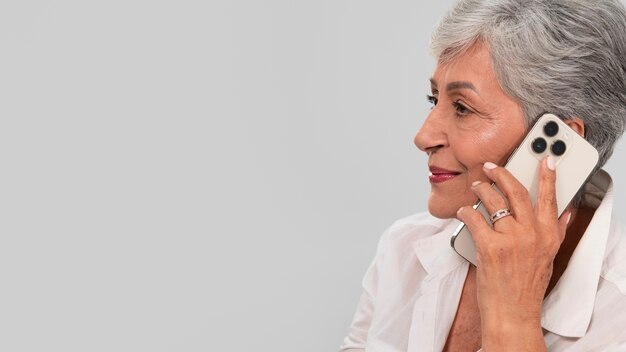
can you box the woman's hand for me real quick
[456,157,572,352]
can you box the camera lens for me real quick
[544,121,559,137]
[532,137,547,153]
[551,140,567,156]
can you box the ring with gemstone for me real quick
[490,208,512,224]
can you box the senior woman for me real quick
[340,0,626,351]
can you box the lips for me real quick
[429,166,461,184]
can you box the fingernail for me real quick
[566,212,572,224]
[484,162,497,170]
[547,156,556,171]
[457,207,463,217]
[472,181,481,187]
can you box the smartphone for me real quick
[450,113,599,266]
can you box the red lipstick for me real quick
[429,166,461,184]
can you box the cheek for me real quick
[455,125,521,167]
[475,125,500,147]
[450,134,494,169]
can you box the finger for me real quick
[457,205,494,246]
[557,210,572,244]
[471,181,515,229]
[535,156,558,224]
[482,162,534,223]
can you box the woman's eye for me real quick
[453,101,472,116]
[426,94,438,107]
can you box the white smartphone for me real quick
[450,113,599,266]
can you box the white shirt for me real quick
[339,170,626,351]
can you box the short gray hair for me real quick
[431,0,626,197]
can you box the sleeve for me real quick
[338,224,394,352]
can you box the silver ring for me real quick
[490,208,512,224]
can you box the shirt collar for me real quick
[541,169,614,338]
[411,218,466,276]
[410,171,614,338]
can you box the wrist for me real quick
[481,313,545,351]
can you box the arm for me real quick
[339,225,392,352]
[339,290,374,352]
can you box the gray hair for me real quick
[431,0,626,206]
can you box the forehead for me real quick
[431,42,500,92]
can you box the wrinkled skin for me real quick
[414,42,586,351]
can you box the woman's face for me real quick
[414,42,527,219]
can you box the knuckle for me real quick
[547,196,557,208]
[480,197,496,211]
[540,193,557,209]
[541,169,556,183]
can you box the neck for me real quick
[545,207,596,296]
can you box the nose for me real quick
[414,111,448,154]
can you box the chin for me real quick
[428,196,460,219]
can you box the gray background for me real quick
[1,1,625,351]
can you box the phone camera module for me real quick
[532,137,547,153]
[551,140,567,156]
[544,121,559,137]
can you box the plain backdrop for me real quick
[1,1,625,351]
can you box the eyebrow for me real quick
[430,79,479,94]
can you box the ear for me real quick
[564,117,585,138]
